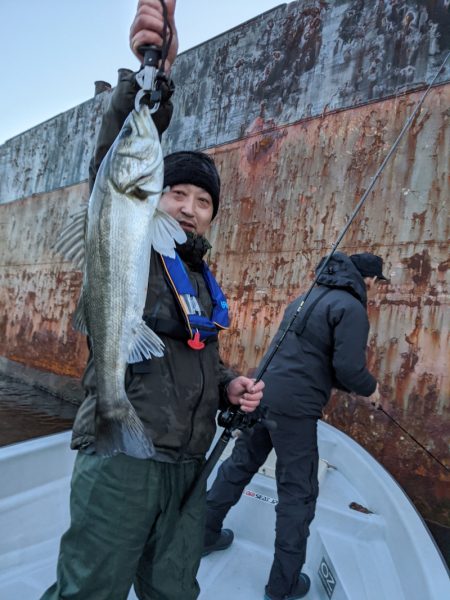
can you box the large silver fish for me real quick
[57,104,186,458]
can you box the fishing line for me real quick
[379,408,449,473]
[157,0,171,77]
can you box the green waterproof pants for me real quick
[40,451,206,600]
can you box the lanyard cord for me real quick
[157,0,171,79]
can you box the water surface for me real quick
[0,374,78,447]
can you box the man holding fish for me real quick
[40,1,263,599]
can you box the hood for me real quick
[315,252,367,305]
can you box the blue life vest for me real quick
[160,253,229,343]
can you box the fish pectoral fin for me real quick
[128,320,165,363]
[95,409,155,459]
[150,208,187,258]
[53,206,87,270]
[72,289,89,335]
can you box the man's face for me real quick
[364,276,378,300]
[159,183,214,236]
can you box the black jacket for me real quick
[259,253,377,418]
[71,70,235,461]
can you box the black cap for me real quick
[163,151,221,220]
[350,253,389,281]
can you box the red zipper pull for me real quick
[187,330,205,350]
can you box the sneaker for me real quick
[202,528,234,557]
[264,573,311,600]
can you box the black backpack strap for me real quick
[290,287,333,339]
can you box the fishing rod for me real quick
[180,52,450,510]
[255,50,450,385]
[248,51,450,474]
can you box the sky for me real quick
[0,0,288,144]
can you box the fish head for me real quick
[106,104,164,198]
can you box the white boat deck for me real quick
[0,423,448,600]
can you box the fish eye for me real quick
[120,124,132,138]
[134,187,148,201]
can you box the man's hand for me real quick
[130,0,178,72]
[226,377,264,413]
[368,383,385,410]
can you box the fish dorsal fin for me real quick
[72,288,89,335]
[53,207,87,270]
[128,320,165,363]
[150,208,187,258]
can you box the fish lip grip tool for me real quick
[135,45,162,113]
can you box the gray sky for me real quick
[0,0,287,144]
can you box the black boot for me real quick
[202,528,234,557]
[264,573,311,600]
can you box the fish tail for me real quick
[95,408,155,459]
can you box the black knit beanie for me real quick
[163,151,221,219]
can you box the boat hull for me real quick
[1,423,448,599]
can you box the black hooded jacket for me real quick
[259,253,377,418]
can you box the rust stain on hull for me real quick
[0,184,89,376]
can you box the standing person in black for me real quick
[202,251,388,600]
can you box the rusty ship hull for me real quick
[0,0,449,550]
